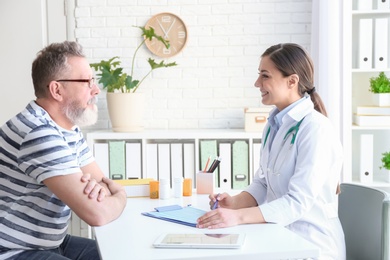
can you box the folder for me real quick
[358,18,373,69]
[232,141,249,190]
[170,143,184,184]
[109,141,126,180]
[183,143,195,184]
[146,143,158,180]
[374,18,388,69]
[200,140,218,187]
[93,143,109,178]
[360,134,374,183]
[142,205,207,227]
[158,143,171,183]
[126,143,142,179]
[218,143,231,189]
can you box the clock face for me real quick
[144,13,188,58]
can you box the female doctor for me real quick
[197,43,346,260]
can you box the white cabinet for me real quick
[342,0,390,186]
[86,129,262,188]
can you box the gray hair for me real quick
[31,41,85,98]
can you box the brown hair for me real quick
[261,43,328,117]
[31,41,85,98]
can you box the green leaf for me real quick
[369,72,390,93]
[148,58,177,70]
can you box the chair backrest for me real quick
[338,183,390,260]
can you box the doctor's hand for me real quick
[208,192,234,210]
[197,208,241,229]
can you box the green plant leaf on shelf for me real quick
[369,72,390,93]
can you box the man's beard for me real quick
[64,96,98,127]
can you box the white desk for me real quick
[93,194,320,260]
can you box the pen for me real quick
[212,193,220,210]
[203,156,211,172]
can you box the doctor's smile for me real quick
[198,43,345,260]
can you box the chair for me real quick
[338,183,390,260]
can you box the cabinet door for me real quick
[0,0,70,125]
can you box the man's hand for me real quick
[81,173,109,202]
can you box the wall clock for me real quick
[144,12,188,58]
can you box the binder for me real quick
[374,18,388,69]
[358,18,373,69]
[109,141,126,180]
[218,143,231,189]
[170,143,184,184]
[125,143,142,179]
[142,205,207,227]
[253,142,261,178]
[146,143,158,180]
[183,143,195,184]
[357,0,372,10]
[360,134,374,183]
[377,0,389,9]
[232,141,249,190]
[200,140,218,187]
[158,143,171,183]
[93,143,109,178]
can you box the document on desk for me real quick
[142,205,207,227]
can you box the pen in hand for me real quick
[212,193,220,210]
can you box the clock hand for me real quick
[164,18,176,39]
[157,20,168,39]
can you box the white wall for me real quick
[76,0,313,131]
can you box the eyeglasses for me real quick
[56,78,95,89]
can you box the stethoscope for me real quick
[261,117,305,177]
[263,117,305,149]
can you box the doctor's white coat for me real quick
[245,97,346,260]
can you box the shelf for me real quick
[352,10,390,15]
[352,125,390,130]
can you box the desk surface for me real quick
[93,194,319,260]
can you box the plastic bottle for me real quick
[159,178,170,199]
[173,177,183,198]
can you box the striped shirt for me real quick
[0,101,93,259]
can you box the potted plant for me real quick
[380,151,390,183]
[369,72,390,106]
[90,26,177,132]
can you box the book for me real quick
[114,178,154,197]
[353,114,390,126]
[141,205,207,227]
[356,106,390,116]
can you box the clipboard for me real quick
[141,205,207,227]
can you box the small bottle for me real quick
[159,178,170,199]
[183,178,192,196]
[173,177,183,198]
[149,180,159,199]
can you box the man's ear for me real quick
[47,81,64,101]
[288,74,299,89]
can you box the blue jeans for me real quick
[12,235,100,260]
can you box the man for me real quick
[0,41,127,259]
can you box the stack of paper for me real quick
[354,106,390,126]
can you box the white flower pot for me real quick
[106,92,145,132]
[372,93,390,107]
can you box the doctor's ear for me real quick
[288,74,299,88]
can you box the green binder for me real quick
[199,140,219,187]
[232,140,249,190]
[109,140,126,180]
